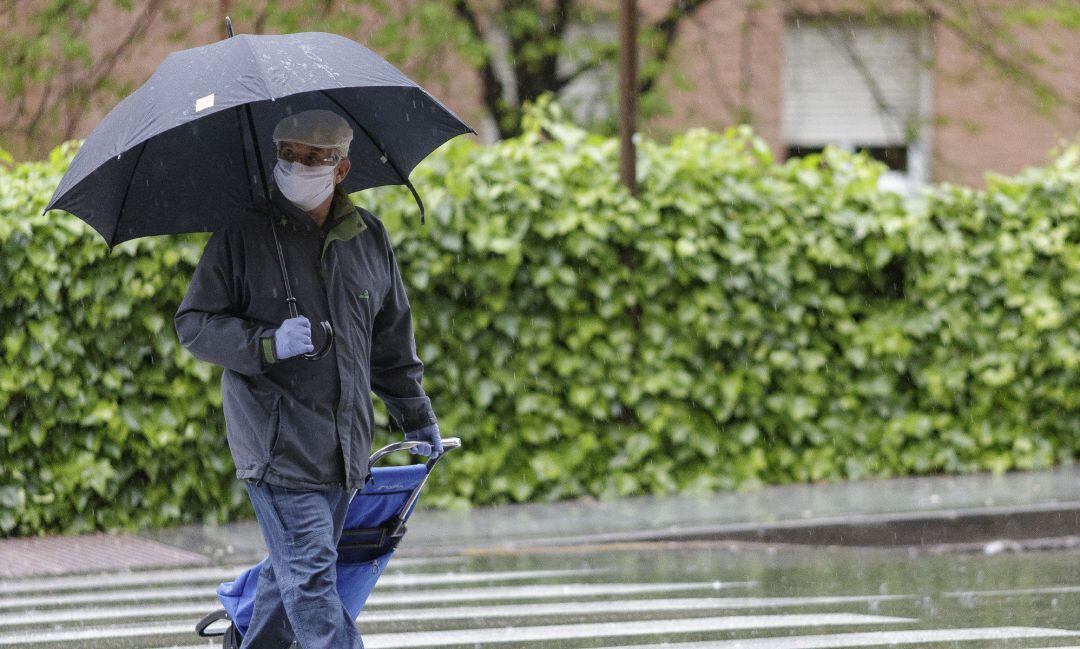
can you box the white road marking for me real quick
[360,613,915,648]
[378,567,604,587]
[0,567,247,595]
[0,581,751,611]
[944,586,1080,598]
[598,626,1080,648]
[356,594,915,622]
[0,588,216,610]
[0,602,217,628]
[0,593,909,629]
[0,613,913,646]
[0,566,596,595]
[365,581,755,606]
[0,621,197,645]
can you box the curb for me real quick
[396,501,1080,556]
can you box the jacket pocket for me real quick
[259,394,283,481]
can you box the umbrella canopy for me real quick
[43,29,474,248]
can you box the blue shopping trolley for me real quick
[195,436,461,646]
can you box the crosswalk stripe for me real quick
[0,593,912,629]
[365,581,755,606]
[943,586,1080,598]
[0,588,215,611]
[0,603,218,628]
[0,581,752,611]
[378,567,603,587]
[359,614,915,648]
[0,567,249,595]
[357,594,915,623]
[0,556,463,596]
[0,566,598,596]
[596,626,1080,648]
[0,613,913,646]
[0,621,199,645]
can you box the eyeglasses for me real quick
[276,144,341,167]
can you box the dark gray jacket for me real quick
[175,183,436,491]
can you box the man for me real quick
[175,109,442,649]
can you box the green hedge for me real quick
[1,100,1078,535]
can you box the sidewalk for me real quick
[390,464,1080,554]
[144,464,1080,561]
[5,465,1080,578]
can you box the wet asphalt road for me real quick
[2,540,1080,648]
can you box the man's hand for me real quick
[404,423,443,459]
[273,316,314,360]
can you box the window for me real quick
[782,18,933,191]
[479,20,617,137]
[556,22,618,127]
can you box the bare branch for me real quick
[737,0,757,122]
[536,0,577,95]
[552,58,602,93]
[639,0,714,96]
[910,0,1076,116]
[552,0,573,39]
[24,82,54,143]
[687,9,740,118]
[75,0,162,92]
[253,4,271,34]
[821,22,907,141]
[453,0,512,136]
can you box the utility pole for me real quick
[618,0,638,195]
[220,0,232,37]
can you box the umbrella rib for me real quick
[232,105,255,203]
[317,90,426,224]
[109,138,150,250]
[240,34,275,100]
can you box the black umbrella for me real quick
[43,18,474,359]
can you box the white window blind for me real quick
[783,21,927,147]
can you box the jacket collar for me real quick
[320,185,368,262]
[269,183,320,231]
[267,183,369,263]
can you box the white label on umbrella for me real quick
[195,93,215,112]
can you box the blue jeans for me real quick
[241,481,363,649]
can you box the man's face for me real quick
[277,140,351,185]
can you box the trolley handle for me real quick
[368,436,461,471]
[195,609,230,638]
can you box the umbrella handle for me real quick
[303,320,334,361]
[285,293,334,362]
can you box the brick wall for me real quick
[4,0,1076,186]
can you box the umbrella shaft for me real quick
[235,101,300,312]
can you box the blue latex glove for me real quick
[273,316,314,360]
[404,423,443,458]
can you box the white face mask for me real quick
[273,160,336,212]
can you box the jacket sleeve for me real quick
[369,226,437,432]
[174,228,280,376]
